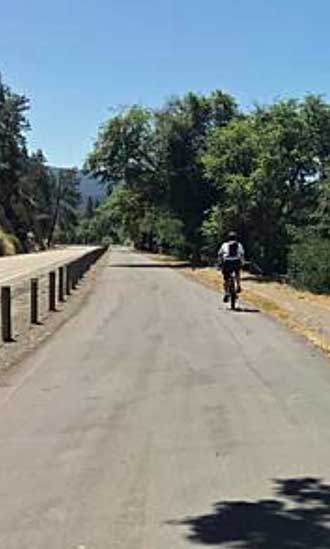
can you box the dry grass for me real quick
[0,229,17,256]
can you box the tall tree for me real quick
[18,150,54,248]
[0,75,30,247]
[85,196,95,219]
[85,105,161,249]
[85,106,156,196]
[47,169,81,246]
[154,91,238,260]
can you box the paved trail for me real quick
[1,249,330,548]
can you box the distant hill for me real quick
[78,172,105,206]
[50,168,105,207]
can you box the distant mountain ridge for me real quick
[78,172,105,205]
[50,167,105,206]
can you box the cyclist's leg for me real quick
[235,262,242,292]
[222,263,230,301]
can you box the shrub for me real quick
[288,234,330,293]
[101,236,112,247]
[0,229,18,256]
[154,213,186,255]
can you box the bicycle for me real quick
[226,260,252,310]
[216,261,238,310]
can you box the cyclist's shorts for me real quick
[222,258,241,279]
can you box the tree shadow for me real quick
[168,477,330,548]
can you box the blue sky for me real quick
[2,0,330,167]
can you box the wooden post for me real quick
[58,267,64,302]
[1,286,12,342]
[66,264,71,295]
[76,260,82,280]
[30,278,39,324]
[78,258,84,279]
[49,271,56,311]
[71,262,77,289]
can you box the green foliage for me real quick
[202,98,330,274]
[101,235,112,247]
[154,91,238,250]
[76,190,124,245]
[154,212,186,254]
[85,196,95,219]
[83,91,330,283]
[310,179,330,239]
[288,232,330,293]
[85,106,155,195]
[85,91,237,260]
[200,206,226,261]
[0,74,30,249]
[0,75,81,252]
[47,168,81,246]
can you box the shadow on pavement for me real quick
[168,477,330,548]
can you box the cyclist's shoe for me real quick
[223,293,229,303]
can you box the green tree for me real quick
[18,150,55,249]
[202,116,257,253]
[85,196,95,219]
[85,105,156,195]
[0,75,30,247]
[47,169,81,246]
[154,90,238,261]
[0,75,84,253]
[203,98,324,273]
[312,179,330,238]
[83,90,330,284]
[85,105,162,249]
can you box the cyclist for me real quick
[218,231,245,303]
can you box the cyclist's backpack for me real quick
[228,241,239,257]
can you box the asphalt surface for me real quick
[1,249,330,548]
[0,246,99,285]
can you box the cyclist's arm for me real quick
[217,244,225,268]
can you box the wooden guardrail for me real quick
[0,246,107,344]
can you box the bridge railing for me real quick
[0,246,108,344]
